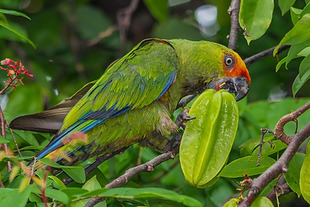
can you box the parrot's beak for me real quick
[206,76,249,101]
[230,77,249,101]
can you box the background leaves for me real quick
[0,0,310,206]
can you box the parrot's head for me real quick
[210,50,250,101]
[200,44,251,101]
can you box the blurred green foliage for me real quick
[1,0,310,206]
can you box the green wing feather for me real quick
[30,38,179,162]
[61,38,178,131]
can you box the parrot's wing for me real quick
[33,39,178,161]
[9,81,96,133]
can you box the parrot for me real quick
[9,38,251,167]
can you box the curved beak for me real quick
[230,77,249,101]
[206,76,249,101]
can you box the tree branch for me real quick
[243,45,290,66]
[274,100,310,145]
[228,0,241,50]
[238,101,310,206]
[85,132,183,207]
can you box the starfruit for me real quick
[180,89,239,188]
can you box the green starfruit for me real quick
[180,89,239,188]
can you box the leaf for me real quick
[300,2,310,18]
[290,7,302,25]
[45,188,69,205]
[40,158,86,183]
[300,141,310,203]
[239,0,274,44]
[252,140,287,157]
[0,9,31,20]
[299,54,310,78]
[62,188,89,199]
[278,0,296,15]
[251,196,274,207]
[276,57,287,72]
[0,135,10,144]
[274,14,310,55]
[219,156,276,178]
[0,19,35,48]
[0,184,34,207]
[292,71,310,96]
[9,165,20,182]
[143,0,169,22]
[48,175,67,190]
[82,175,101,191]
[223,198,238,207]
[82,187,202,207]
[239,135,274,157]
[284,153,305,197]
[286,39,310,67]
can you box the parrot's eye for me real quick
[224,54,235,69]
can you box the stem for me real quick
[228,0,241,50]
[0,106,12,171]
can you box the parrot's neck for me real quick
[169,39,223,98]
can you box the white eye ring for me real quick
[224,54,235,69]
[225,57,233,65]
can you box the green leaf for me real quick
[286,39,310,67]
[46,188,69,205]
[40,158,86,183]
[300,2,310,18]
[252,140,287,157]
[239,0,274,44]
[82,175,101,191]
[62,166,86,183]
[292,73,310,96]
[278,0,296,15]
[274,14,310,55]
[48,175,67,190]
[0,19,35,48]
[0,184,34,207]
[143,0,169,22]
[251,196,274,207]
[219,156,276,178]
[284,153,305,197]
[0,135,10,144]
[223,198,238,207]
[299,54,310,78]
[239,135,274,157]
[0,9,31,20]
[62,188,89,199]
[82,187,202,207]
[276,56,287,72]
[300,141,310,203]
[290,7,302,25]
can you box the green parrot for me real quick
[9,38,251,166]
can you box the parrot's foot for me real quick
[163,132,183,153]
[175,108,195,129]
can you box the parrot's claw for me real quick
[175,108,195,129]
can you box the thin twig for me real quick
[243,45,290,66]
[117,0,140,54]
[257,129,275,166]
[7,125,22,157]
[228,0,241,50]
[239,118,310,206]
[0,106,12,171]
